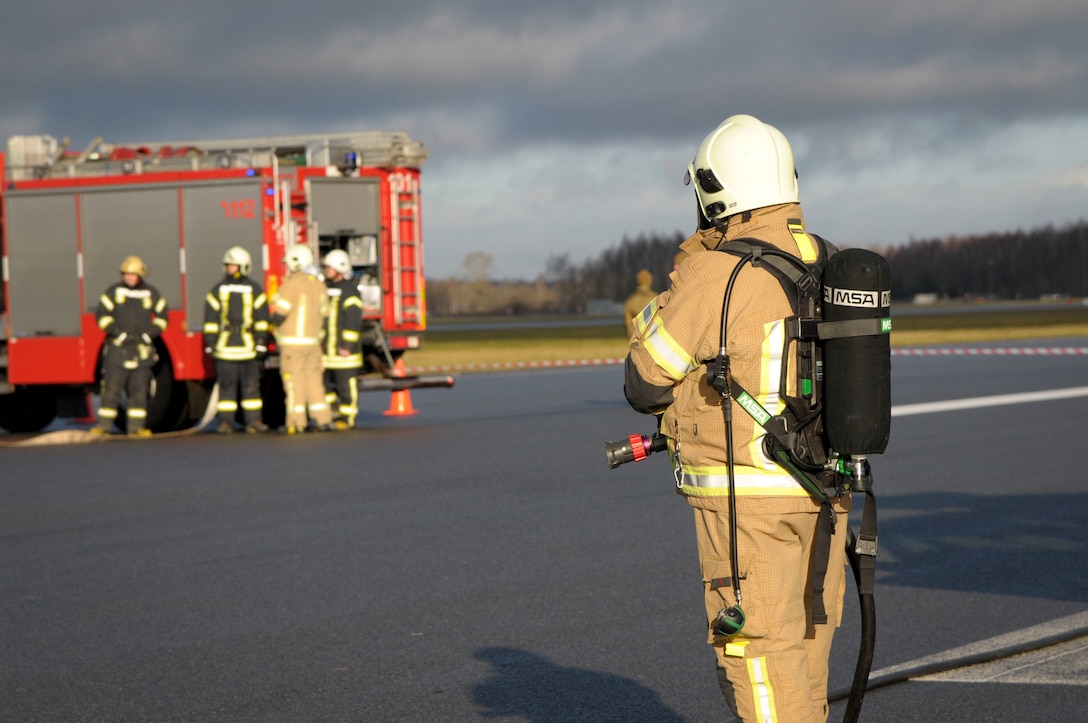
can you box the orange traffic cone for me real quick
[384,358,418,416]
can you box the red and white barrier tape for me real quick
[404,347,1088,374]
[891,347,1088,356]
[405,358,625,374]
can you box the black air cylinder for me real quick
[822,248,891,455]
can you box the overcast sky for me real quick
[2,1,1086,279]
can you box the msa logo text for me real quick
[735,391,771,426]
[824,287,891,308]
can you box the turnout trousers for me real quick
[98,350,152,433]
[324,367,360,426]
[215,359,263,426]
[279,344,332,430]
[689,494,851,723]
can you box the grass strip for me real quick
[403,308,1088,372]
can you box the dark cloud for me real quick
[4,1,1085,148]
[2,1,1086,276]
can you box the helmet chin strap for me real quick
[708,210,752,239]
[697,200,714,230]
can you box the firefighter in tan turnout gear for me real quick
[204,246,271,434]
[623,269,656,339]
[321,249,364,430]
[93,255,169,436]
[624,115,851,722]
[270,245,333,434]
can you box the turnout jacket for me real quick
[270,271,328,346]
[323,277,364,369]
[96,279,169,365]
[624,203,823,499]
[203,273,270,361]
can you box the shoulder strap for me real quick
[717,237,826,312]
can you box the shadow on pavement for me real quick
[878,492,1088,603]
[472,647,686,722]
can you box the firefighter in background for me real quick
[624,115,851,722]
[321,249,364,430]
[270,245,334,434]
[203,246,270,434]
[93,255,169,436]
[623,269,656,339]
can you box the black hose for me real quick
[842,528,876,723]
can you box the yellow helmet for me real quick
[120,255,149,277]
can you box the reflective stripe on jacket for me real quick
[625,203,820,498]
[203,274,269,361]
[95,280,169,361]
[323,278,365,369]
[270,271,328,346]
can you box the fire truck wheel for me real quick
[0,387,59,433]
[184,380,213,426]
[146,354,190,433]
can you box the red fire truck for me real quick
[0,130,431,433]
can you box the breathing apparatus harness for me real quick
[708,232,891,723]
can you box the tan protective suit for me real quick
[624,269,657,339]
[625,203,850,723]
[271,270,332,432]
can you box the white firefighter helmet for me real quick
[222,246,252,275]
[685,114,799,224]
[119,255,149,278]
[322,249,353,278]
[284,245,314,273]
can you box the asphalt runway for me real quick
[3,339,1087,721]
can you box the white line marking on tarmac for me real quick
[892,386,1088,417]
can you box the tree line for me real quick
[425,220,1088,316]
[879,221,1088,300]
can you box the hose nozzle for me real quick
[603,433,668,469]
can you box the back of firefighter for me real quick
[624,115,850,722]
[270,245,333,433]
[93,255,169,436]
[321,249,364,430]
[203,246,270,434]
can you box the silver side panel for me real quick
[309,178,381,238]
[183,182,263,324]
[82,186,181,313]
[5,193,80,336]
[5,180,263,336]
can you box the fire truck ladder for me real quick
[390,181,424,327]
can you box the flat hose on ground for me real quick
[0,384,220,447]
